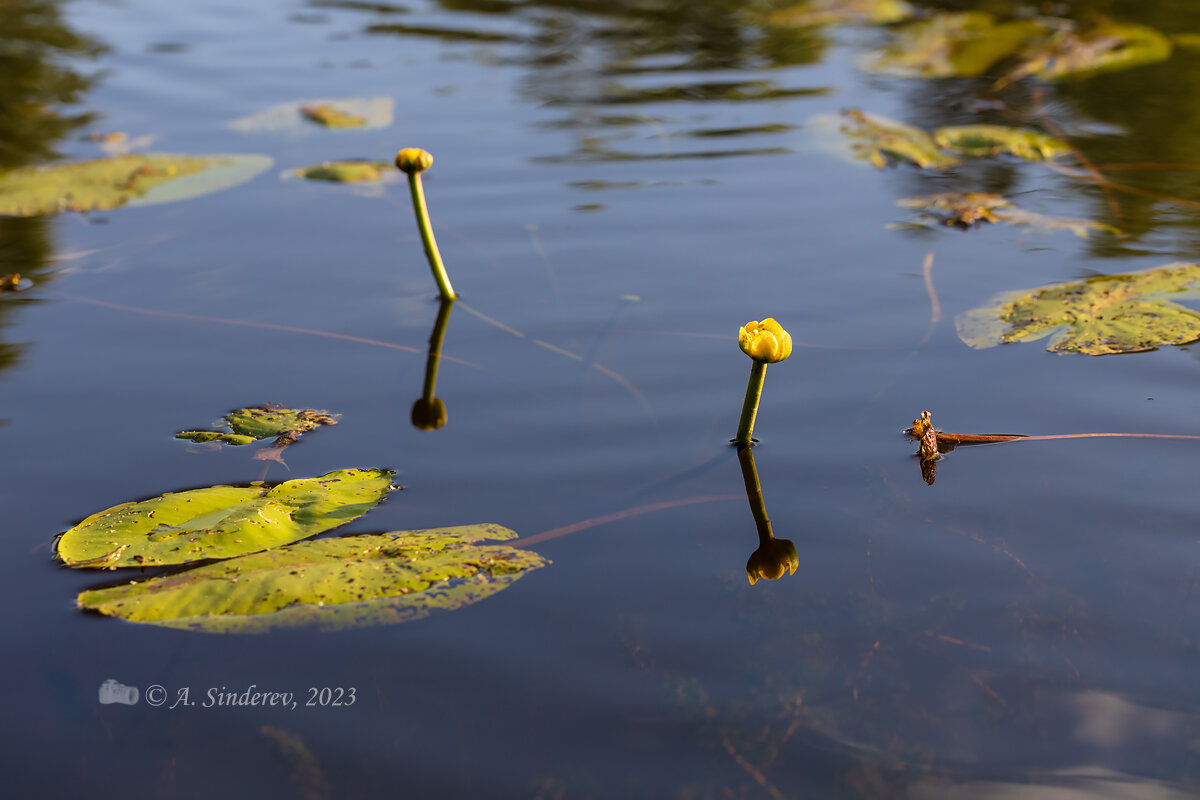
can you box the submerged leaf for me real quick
[56,468,395,568]
[934,125,1071,161]
[77,525,549,633]
[1000,18,1171,85]
[830,109,960,170]
[177,405,340,446]
[957,262,1200,355]
[0,154,271,217]
[865,12,1046,78]
[766,0,913,27]
[293,160,390,183]
[898,192,1120,237]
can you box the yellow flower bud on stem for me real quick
[734,318,791,446]
[395,147,456,301]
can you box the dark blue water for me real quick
[5,0,1200,796]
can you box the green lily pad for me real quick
[766,0,913,28]
[897,192,1121,237]
[229,97,393,133]
[934,125,1071,161]
[0,154,272,217]
[865,12,1046,78]
[293,160,390,183]
[956,262,1200,355]
[1000,18,1171,84]
[177,405,340,446]
[76,525,549,633]
[827,109,960,170]
[55,468,396,568]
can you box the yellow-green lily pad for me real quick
[957,262,1200,355]
[827,108,961,170]
[865,12,1046,78]
[76,525,549,633]
[898,192,1120,237]
[293,160,390,183]
[229,97,393,133]
[55,468,396,568]
[177,405,339,446]
[299,104,367,128]
[766,0,913,28]
[934,125,1071,161]
[1000,18,1171,84]
[0,154,272,217]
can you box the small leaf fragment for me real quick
[766,0,914,28]
[934,125,1071,161]
[897,192,1121,237]
[176,405,339,446]
[832,108,961,170]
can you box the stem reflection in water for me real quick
[411,296,454,431]
[738,445,798,585]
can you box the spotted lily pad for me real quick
[766,0,913,27]
[897,193,1120,237]
[1000,18,1171,85]
[956,262,1200,355]
[55,468,395,568]
[828,109,960,170]
[865,12,1046,78]
[229,97,393,133]
[934,125,1071,161]
[76,525,548,633]
[177,405,339,446]
[293,160,390,183]
[0,154,272,217]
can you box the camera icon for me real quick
[98,679,139,706]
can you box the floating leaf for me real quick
[56,468,395,568]
[176,405,340,446]
[865,12,1046,78]
[934,125,1071,161]
[957,262,1200,355]
[299,104,367,129]
[1000,18,1171,85]
[897,192,1121,237]
[228,97,393,133]
[0,154,272,217]
[76,525,549,633]
[829,109,960,170]
[292,160,390,183]
[766,0,913,28]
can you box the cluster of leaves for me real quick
[829,109,1070,170]
[55,411,548,633]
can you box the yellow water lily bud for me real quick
[411,397,447,431]
[738,318,792,363]
[746,538,799,585]
[395,147,434,175]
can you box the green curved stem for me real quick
[406,172,456,300]
[735,360,767,446]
